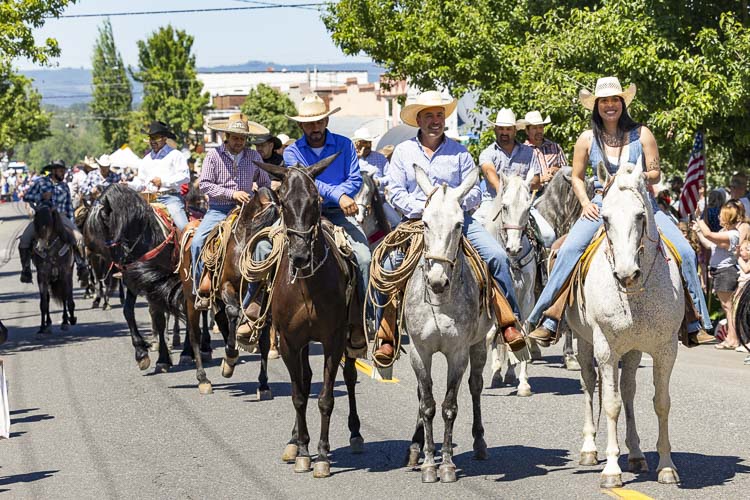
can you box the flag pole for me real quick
[701,129,712,320]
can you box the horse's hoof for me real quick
[516,384,532,397]
[257,388,273,401]
[36,326,51,335]
[503,374,518,385]
[312,461,330,478]
[294,456,311,473]
[282,444,298,462]
[179,355,193,366]
[405,448,421,468]
[629,457,649,473]
[137,356,151,371]
[473,442,488,460]
[565,354,581,371]
[600,473,623,489]
[148,341,159,352]
[439,464,457,483]
[221,358,236,378]
[198,382,213,395]
[579,451,598,466]
[92,299,101,308]
[171,335,181,349]
[103,304,111,311]
[658,467,680,484]
[350,436,364,454]
[268,348,280,360]
[490,372,504,388]
[70,316,77,325]
[60,323,69,331]
[154,363,170,374]
[421,465,438,483]
[200,350,212,362]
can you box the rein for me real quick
[107,206,176,271]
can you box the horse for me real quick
[177,186,278,396]
[567,162,683,488]
[31,207,77,334]
[403,166,494,483]
[85,184,211,373]
[353,172,391,248]
[481,172,535,396]
[254,155,363,479]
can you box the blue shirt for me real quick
[283,130,362,208]
[386,134,481,219]
[149,143,173,160]
[24,175,74,220]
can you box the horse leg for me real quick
[187,300,212,394]
[564,326,581,371]
[268,325,280,360]
[199,310,212,362]
[439,349,469,483]
[313,340,345,478]
[621,350,647,473]
[469,341,489,461]
[489,337,505,388]
[61,292,69,331]
[152,309,172,373]
[38,285,50,334]
[171,316,181,349]
[220,285,241,378]
[516,360,531,397]
[653,348,679,484]
[92,278,102,308]
[123,289,150,370]
[578,339,597,466]
[598,350,623,488]
[410,344,437,483]
[280,343,311,473]
[342,355,363,453]
[66,271,76,326]
[405,386,424,468]
[255,324,272,400]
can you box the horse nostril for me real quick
[292,255,309,268]
[632,270,641,282]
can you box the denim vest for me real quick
[589,127,643,189]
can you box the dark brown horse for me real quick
[177,186,278,395]
[255,155,363,479]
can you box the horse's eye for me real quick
[454,222,462,230]
[636,213,645,220]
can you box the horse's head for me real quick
[494,171,532,256]
[415,165,478,294]
[96,184,151,263]
[255,153,338,271]
[353,172,376,225]
[33,206,59,243]
[598,161,653,288]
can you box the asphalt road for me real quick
[1,201,749,499]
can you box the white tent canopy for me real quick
[109,146,141,170]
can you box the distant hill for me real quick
[21,60,384,107]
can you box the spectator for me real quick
[729,172,750,216]
[669,175,683,214]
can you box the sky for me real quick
[17,0,371,70]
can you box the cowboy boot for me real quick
[194,271,212,311]
[236,289,266,338]
[19,247,33,283]
[490,282,525,351]
[528,289,568,346]
[373,302,398,365]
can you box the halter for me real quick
[105,205,176,271]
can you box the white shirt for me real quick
[130,146,190,193]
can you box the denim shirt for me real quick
[589,127,643,188]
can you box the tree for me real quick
[0,0,77,65]
[240,84,299,138]
[0,61,50,154]
[91,18,131,151]
[130,25,209,147]
[324,0,750,181]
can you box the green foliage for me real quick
[0,0,76,65]
[240,84,299,138]
[14,103,105,170]
[0,61,50,153]
[91,18,132,151]
[324,0,750,180]
[130,25,209,147]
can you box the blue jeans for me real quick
[158,194,188,230]
[528,195,711,332]
[191,206,232,295]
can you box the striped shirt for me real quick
[24,175,74,220]
[199,145,271,210]
[525,138,568,177]
[81,169,122,198]
[386,134,481,219]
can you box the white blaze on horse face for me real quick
[353,178,372,224]
[422,187,463,293]
[500,176,531,256]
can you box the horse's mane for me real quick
[248,186,280,234]
[535,167,595,235]
[34,206,75,246]
[98,184,154,245]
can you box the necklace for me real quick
[602,130,624,147]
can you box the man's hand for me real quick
[271,180,281,191]
[232,190,251,204]
[151,177,162,188]
[339,194,358,216]
[581,201,600,221]
[91,187,99,196]
[42,192,52,200]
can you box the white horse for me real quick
[568,162,683,488]
[480,171,535,396]
[353,172,391,248]
[403,166,495,483]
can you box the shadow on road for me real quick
[615,451,750,489]
[0,320,131,356]
[0,470,59,493]
[454,445,573,481]
[177,379,348,400]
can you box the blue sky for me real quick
[18,0,370,70]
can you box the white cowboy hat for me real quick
[487,108,517,127]
[276,133,294,146]
[352,127,378,143]
[83,155,99,169]
[400,90,458,127]
[516,110,551,130]
[96,154,121,172]
[286,94,341,123]
[579,76,637,111]
[208,112,270,136]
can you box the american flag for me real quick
[679,131,705,218]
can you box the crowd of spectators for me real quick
[1,170,36,203]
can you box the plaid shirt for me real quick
[525,138,568,177]
[81,169,122,198]
[24,175,74,220]
[199,145,271,210]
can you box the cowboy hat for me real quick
[142,120,177,140]
[579,77,637,111]
[208,113,269,137]
[286,94,341,123]
[41,160,66,173]
[487,108,517,127]
[516,110,552,130]
[400,91,457,127]
[83,155,99,169]
[248,133,274,145]
[352,126,378,143]
[277,134,294,147]
[96,154,121,172]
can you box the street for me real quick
[1,201,749,499]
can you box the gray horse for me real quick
[403,166,495,483]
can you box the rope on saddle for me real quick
[197,210,240,304]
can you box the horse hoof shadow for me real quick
[60,324,69,332]
[69,316,77,325]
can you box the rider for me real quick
[192,113,272,310]
[517,111,568,188]
[18,160,85,283]
[373,90,524,364]
[80,154,122,203]
[352,126,402,228]
[129,121,190,230]
[527,76,712,345]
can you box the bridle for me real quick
[105,206,176,271]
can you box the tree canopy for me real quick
[0,61,50,154]
[0,0,77,65]
[240,84,299,138]
[324,0,750,181]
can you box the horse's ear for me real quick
[497,169,508,194]
[453,167,479,202]
[596,162,610,186]
[414,164,434,196]
[306,153,340,179]
[254,161,288,181]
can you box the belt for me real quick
[594,188,604,195]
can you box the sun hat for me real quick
[400,90,458,127]
[286,94,341,123]
[352,127,378,143]
[516,110,551,130]
[142,120,177,140]
[277,134,294,147]
[208,113,269,137]
[579,77,637,111]
[487,108,517,127]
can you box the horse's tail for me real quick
[734,282,750,348]
[49,256,74,305]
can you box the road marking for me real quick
[341,357,400,383]
[602,488,655,500]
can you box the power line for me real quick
[232,0,320,11]
[47,3,328,19]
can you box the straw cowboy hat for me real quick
[286,94,341,123]
[579,76,637,111]
[400,90,458,127]
[352,126,378,143]
[208,113,269,136]
[83,155,99,169]
[487,108,518,127]
[516,110,551,130]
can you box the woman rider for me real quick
[527,77,711,344]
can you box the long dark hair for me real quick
[591,96,641,163]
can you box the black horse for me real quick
[85,184,211,372]
[31,207,77,334]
